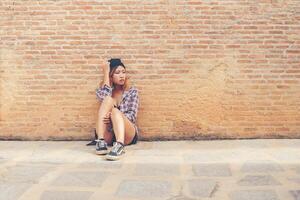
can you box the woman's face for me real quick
[111,66,126,86]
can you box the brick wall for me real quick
[1,0,300,140]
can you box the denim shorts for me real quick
[107,116,138,146]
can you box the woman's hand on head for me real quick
[101,60,110,73]
[103,112,111,124]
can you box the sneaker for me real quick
[95,139,109,155]
[105,141,125,161]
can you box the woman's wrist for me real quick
[101,70,110,87]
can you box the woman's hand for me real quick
[101,60,110,73]
[103,112,111,124]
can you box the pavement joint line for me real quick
[88,162,135,200]
[15,143,103,200]
[17,162,82,200]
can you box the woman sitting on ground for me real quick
[94,58,139,161]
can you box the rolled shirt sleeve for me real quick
[95,84,113,102]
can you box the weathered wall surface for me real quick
[0,0,300,140]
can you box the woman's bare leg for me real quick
[95,116,114,145]
[110,107,136,145]
[96,96,116,143]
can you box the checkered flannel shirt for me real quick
[95,84,139,133]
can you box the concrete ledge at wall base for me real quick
[0,133,300,141]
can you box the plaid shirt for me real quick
[95,84,139,135]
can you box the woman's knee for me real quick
[111,107,119,114]
[99,96,115,111]
[111,108,123,119]
[102,96,115,104]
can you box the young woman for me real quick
[94,58,139,161]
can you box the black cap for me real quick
[108,58,125,71]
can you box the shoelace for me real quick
[111,142,123,153]
[95,139,106,148]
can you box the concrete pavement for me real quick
[0,139,299,200]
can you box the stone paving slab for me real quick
[290,190,300,200]
[0,139,299,200]
[1,164,56,184]
[50,171,109,187]
[237,175,281,186]
[116,179,172,198]
[288,178,300,185]
[0,182,32,200]
[229,190,279,200]
[134,163,180,177]
[241,161,284,173]
[185,179,218,198]
[192,163,232,177]
[40,190,94,200]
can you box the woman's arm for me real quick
[100,70,111,88]
[96,63,112,101]
[96,84,113,102]
[99,62,111,87]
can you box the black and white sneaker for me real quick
[95,139,109,155]
[105,141,125,161]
